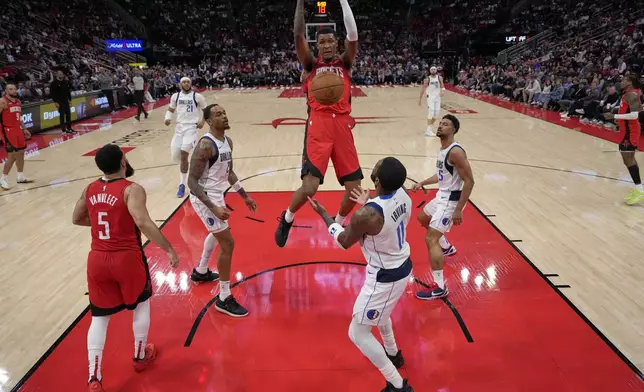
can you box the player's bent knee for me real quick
[170,147,182,163]
[417,212,430,227]
[426,227,442,242]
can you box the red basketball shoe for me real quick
[133,343,158,372]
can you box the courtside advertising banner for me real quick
[106,40,144,52]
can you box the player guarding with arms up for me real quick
[165,77,207,198]
[275,0,362,247]
[72,144,179,392]
[0,84,32,190]
[604,73,643,205]
[188,104,257,317]
[412,115,474,300]
[309,157,414,392]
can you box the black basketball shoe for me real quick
[275,210,294,247]
[385,349,405,369]
[215,295,249,317]
[381,380,413,392]
[190,268,219,283]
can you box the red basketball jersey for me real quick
[618,88,641,133]
[307,57,352,115]
[85,178,142,252]
[1,96,22,129]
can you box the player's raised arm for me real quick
[72,187,91,226]
[339,0,358,69]
[295,0,314,71]
[308,197,382,249]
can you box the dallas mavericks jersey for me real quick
[361,188,412,269]
[426,75,441,98]
[437,142,464,193]
[171,91,204,124]
[197,134,232,194]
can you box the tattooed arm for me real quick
[188,139,216,209]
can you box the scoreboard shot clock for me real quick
[317,1,327,15]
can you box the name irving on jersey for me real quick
[315,66,345,79]
[391,203,407,222]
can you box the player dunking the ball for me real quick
[275,0,362,247]
[72,144,179,392]
[604,73,643,205]
[412,115,475,300]
[188,104,257,317]
[309,157,414,392]
[165,77,207,198]
[0,84,33,190]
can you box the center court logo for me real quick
[255,116,400,129]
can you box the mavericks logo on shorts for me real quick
[442,217,450,226]
[207,217,216,226]
[366,309,380,320]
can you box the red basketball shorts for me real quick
[302,112,363,185]
[87,249,152,316]
[619,122,641,152]
[1,126,26,153]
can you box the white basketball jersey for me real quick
[436,142,464,193]
[170,91,205,124]
[197,134,232,194]
[426,75,441,98]
[360,188,412,270]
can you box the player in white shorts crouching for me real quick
[187,104,257,317]
[412,114,475,300]
[418,66,445,137]
[309,157,414,392]
[165,77,207,198]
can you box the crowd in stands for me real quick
[458,10,644,129]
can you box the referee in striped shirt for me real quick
[132,68,148,121]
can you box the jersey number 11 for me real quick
[396,221,405,249]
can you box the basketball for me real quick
[310,72,345,105]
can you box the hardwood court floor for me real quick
[0,86,642,391]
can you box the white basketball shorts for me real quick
[189,192,229,234]
[352,263,411,326]
[427,96,441,119]
[423,192,462,233]
[172,123,198,153]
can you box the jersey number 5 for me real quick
[438,169,444,181]
[98,212,111,240]
[396,221,405,249]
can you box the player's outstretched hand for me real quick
[168,249,179,268]
[411,183,423,192]
[307,196,327,215]
[211,206,231,220]
[350,186,370,205]
[452,209,463,226]
[245,197,258,213]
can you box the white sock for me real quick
[180,172,187,186]
[377,318,399,357]
[636,184,644,191]
[1,174,7,181]
[349,320,404,389]
[433,269,445,289]
[439,235,450,250]
[219,280,231,300]
[132,300,150,360]
[17,172,25,181]
[284,208,295,223]
[335,214,347,226]
[197,233,218,274]
[87,315,110,382]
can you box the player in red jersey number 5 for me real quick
[72,144,179,392]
